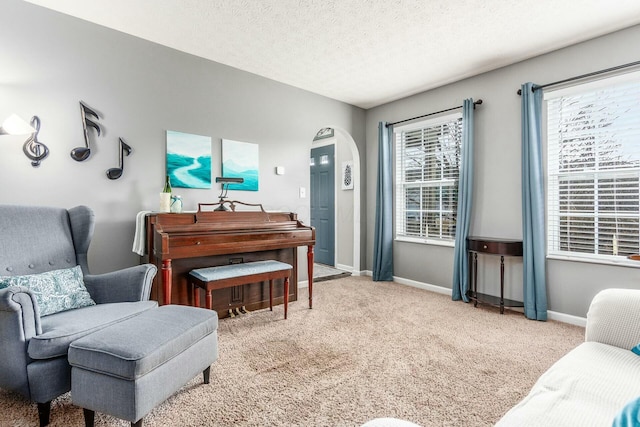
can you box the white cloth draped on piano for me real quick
[132,211,151,256]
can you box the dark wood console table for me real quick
[467,236,523,314]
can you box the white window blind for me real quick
[395,113,462,243]
[546,72,640,261]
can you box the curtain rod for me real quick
[386,99,483,127]
[516,59,640,95]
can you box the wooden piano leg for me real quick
[193,285,200,308]
[307,245,314,309]
[161,259,172,306]
[269,279,273,311]
[206,289,213,310]
[283,276,289,320]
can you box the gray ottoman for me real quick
[68,305,218,427]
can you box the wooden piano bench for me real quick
[189,260,294,319]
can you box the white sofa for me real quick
[496,288,640,426]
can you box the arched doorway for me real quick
[310,127,360,275]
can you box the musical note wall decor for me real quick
[106,137,132,180]
[22,116,49,167]
[71,101,102,161]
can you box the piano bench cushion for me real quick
[189,260,292,283]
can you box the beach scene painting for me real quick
[166,130,212,189]
[222,139,259,191]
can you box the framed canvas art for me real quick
[166,130,212,189]
[222,139,259,191]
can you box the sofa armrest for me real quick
[0,287,42,396]
[84,264,157,304]
[585,288,640,350]
[0,286,42,338]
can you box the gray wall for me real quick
[365,25,640,318]
[1,0,365,277]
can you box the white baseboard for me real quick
[362,270,451,295]
[335,263,352,272]
[334,264,363,276]
[547,310,587,327]
[299,280,308,289]
[362,270,587,326]
[392,276,452,296]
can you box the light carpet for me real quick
[0,276,584,426]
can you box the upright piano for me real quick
[144,207,315,316]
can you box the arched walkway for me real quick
[310,126,360,274]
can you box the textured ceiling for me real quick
[23,0,640,109]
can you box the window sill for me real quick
[547,253,640,269]
[395,236,455,248]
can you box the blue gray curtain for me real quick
[373,122,394,281]
[521,82,548,321]
[452,99,475,301]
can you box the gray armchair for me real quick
[0,205,157,426]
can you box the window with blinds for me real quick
[546,72,640,261]
[394,113,462,244]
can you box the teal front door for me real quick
[310,145,335,266]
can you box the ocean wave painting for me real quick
[222,139,259,191]
[166,130,212,189]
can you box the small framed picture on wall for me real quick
[341,160,354,190]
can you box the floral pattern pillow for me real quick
[0,265,95,316]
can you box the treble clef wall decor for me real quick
[106,137,132,180]
[71,101,102,161]
[22,116,49,167]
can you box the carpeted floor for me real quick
[0,276,585,426]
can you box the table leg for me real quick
[467,250,473,301]
[473,252,478,307]
[269,279,273,311]
[500,255,505,314]
[284,276,290,320]
[307,245,314,309]
[161,259,172,306]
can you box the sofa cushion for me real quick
[496,341,640,426]
[28,300,158,359]
[0,266,95,316]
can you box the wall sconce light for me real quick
[0,114,35,135]
[0,114,49,167]
[313,127,334,141]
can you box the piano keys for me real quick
[144,207,315,316]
